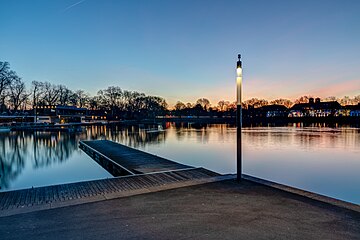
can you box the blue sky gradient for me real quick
[1,0,359,106]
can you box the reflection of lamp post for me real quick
[34,105,37,123]
[236,54,242,181]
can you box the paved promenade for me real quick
[1,179,359,240]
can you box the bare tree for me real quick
[339,96,351,106]
[42,82,59,105]
[174,101,186,111]
[74,90,89,108]
[270,98,293,108]
[0,62,13,110]
[123,90,145,112]
[58,85,73,105]
[9,76,28,111]
[88,96,100,110]
[217,100,225,111]
[186,102,192,108]
[243,98,269,109]
[140,95,168,117]
[324,96,338,102]
[31,81,45,108]
[294,96,310,104]
[97,86,123,115]
[217,100,231,111]
[196,98,211,110]
[354,95,360,105]
[97,87,122,108]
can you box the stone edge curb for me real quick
[241,174,360,213]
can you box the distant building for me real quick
[34,105,87,123]
[35,105,87,116]
[83,109,108,123]
[244,104,288,119]
[342,103,360,117]
[259,105,288,117]
[289,98,342,117]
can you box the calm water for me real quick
[0,123,359,204]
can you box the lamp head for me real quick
[237,54,242,68]
[236,54,242,76]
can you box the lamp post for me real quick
[236,54,242,181]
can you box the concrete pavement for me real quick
[1,179,359,240]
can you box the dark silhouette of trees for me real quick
[270,98,293,108]
[217,100,231,111]
[97,86,123,117]
[338,96,360,106]
[74,90,89,108]
[324,96,337,102]
[243,98,268,109]
[9,76,28,111]
[58,85,74,105]
[185,102,192,109]
[133,95,167,118]
[97,86,122,111]
[0,62,15,111]
[218,100,225,111]
[94,86,167,119]
[122,90,145,113]
[192,104,205,116]
[88,96,100,110]
[42,82,60,105]
[354,95,360,105]
[294,96,310,104]
[174,101,186,111]
[173,101,186,116]
[31,81,45,108]
[196,98,210,110]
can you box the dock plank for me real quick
[0,168,224,217]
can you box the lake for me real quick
[0,123,359,204]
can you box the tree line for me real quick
[174,95,360,115]
[0,62,168,118]
[1,61,359,117]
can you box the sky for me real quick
[1,0,360,106]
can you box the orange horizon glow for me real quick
[165,76,360,107]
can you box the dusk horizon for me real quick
[2,59,360,108]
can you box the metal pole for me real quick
[237,104,242,181]
[236,54,242,182]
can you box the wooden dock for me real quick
[0,139,229,217]
[79,140,193,175]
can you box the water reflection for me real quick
[241,126,360,152]
[82,125,167,148]
[0,131,79,189]
[0,123,359,204]
[0,125,168,190]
